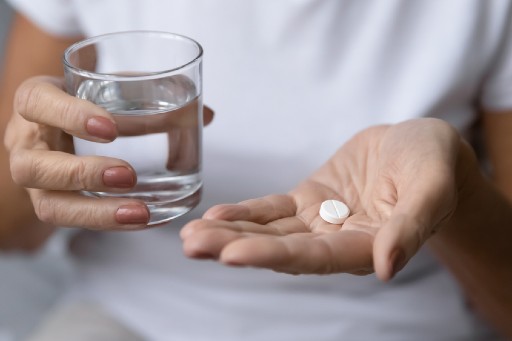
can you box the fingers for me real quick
[164,105,213,172]
[8,76,217,231]
[180,220,250,259]
[181,216,309,259]
[13,76,214,143]
[10,150,136,192]
[203,106,214,126]
[166,127,200,172]
[14,76,117,142]
[219,230,373,275]
[181,218,373,275]
[181,216,307,240]
[29,190,149,230]
[202,195,297,223]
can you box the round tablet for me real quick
[319,200,350,224]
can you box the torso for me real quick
[58,0,509,339]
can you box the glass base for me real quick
[146,187,202,226]
[81,185,202,226]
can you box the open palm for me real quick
[181,118,472,281]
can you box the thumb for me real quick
[372,212,427,282]
[373,179,456,282]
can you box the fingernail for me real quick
[116,205,149,225]
[390,248,406,279]
[103,167,136,188]
[86,117,117,141]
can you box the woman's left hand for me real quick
[181,118,475,281]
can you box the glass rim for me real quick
[63,30,203,81]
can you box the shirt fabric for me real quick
[6,0,512,340]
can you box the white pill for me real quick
[319,200,350,224]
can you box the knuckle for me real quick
[188,219,212,232]
[3,117,17,151]
[9,151,31,185]
[15,79,43,120]
[58,98,81,130]
[34,195,57,225]
[196,228,219,240]
[86,206,116,230]
[65,158,97,190]
[72,159,90,190]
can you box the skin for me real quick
[180,118,512,337]
[1,11,511,339]
[0,14,80,250]
[1,14,213,233]
[181,119,463,277]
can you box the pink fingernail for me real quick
[103,167,136,188]
[116,205,149,225]
[86,117,117,141]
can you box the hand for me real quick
[181,118,475,281]
[4,76,213,230]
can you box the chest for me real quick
[70,0,502,158]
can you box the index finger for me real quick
[202,194,297,223]
[14,76,118,142]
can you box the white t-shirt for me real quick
[7,0,512,340]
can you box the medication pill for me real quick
[319,200,350,224]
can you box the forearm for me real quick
[428,144,512,338]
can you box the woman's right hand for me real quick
[4,76,151,229]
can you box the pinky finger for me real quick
[29,189,150,230]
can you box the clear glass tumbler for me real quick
[63,31,203,225]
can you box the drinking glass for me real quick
[63,31,203,225]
